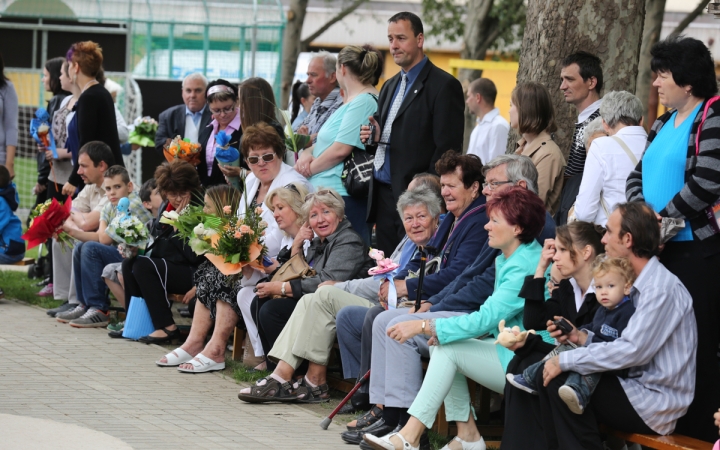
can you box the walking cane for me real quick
[319,369,371,429]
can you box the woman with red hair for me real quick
[364,186,546,450]
[61,41,123,196]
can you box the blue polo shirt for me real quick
[374,56,428,185]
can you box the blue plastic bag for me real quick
[122,296,156,340]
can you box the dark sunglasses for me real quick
[283,183,300,195]
[247,153,276,165]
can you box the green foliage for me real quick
[0,270,63,309]
[421,0,465,43]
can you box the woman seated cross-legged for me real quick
[363,186,547,450]
[238,188,374,401]
[238,186,441,404]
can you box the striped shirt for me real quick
[559,256,697,435]
[564,102,602,177]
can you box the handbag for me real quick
[270,252,316,283]
[122,296,156,340]
[342,93,378,199]
[695,96,720,233]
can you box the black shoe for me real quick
[138,327,180,345]
[337,402,356,415]
[357,424,401,449]
[178,307,192,318]
[341,419,394,445]
[108,329,126,339]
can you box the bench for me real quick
[601,426,713,450]
[13,257,35,266]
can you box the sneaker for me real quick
[107,321,124,332]
[69,308,109,328]
[558,385,585,414]
[506,373,538,395]
[37,283,54,297]
[36,277,51,287]
[56,305,87,323]
[47,301,74,317]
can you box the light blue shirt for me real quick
[310,93,378,196]
[642,102,702,241]
[185,105,206,128]
[374,56,428,185]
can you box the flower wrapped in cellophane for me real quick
[22,198,75,249]
[30,108,57,158]
[214,130,242,190]
[163,135,202,166]
[128,116,158,148]
[279,109,311,153]
[105,198,151,257]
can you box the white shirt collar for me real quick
[478,107,501,125]
[577,99,603,124]
[569,277,596,312]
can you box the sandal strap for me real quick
[356,405,383,428]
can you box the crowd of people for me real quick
[1,9,720,450]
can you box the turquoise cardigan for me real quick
[435,240,542,370]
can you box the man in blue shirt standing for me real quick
[361,12,464,254]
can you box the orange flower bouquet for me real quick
[163,135,202,166]
[204,204,269,276]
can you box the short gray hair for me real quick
[312,51,337,77]
[482,154,539,195]
[396,187,442,220]
[583,117,607,148]
[182,72,208,88]
[302,188,345,222]
[599,90,643,128]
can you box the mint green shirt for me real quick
[435,240,543,371]
[309,93,377,196]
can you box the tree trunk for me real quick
[280,0,309,109]
[513,0,646,156]
[636,0,666,130]
[669,0,711,38]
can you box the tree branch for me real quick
[300,0,369,48]
[669,0,710,37]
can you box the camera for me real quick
[553,318,574,335]
[365,124,377,147]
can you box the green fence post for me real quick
[168,22,174,79]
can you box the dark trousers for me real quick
[662,240,720,443]
[122,256,195,330]
[373,182,404,255]
[343,195,370,247]
[252,296,297,371]
[536,369,654,450]
[46,181,68,203]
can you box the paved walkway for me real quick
[0,299,345,449]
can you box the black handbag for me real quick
[342,93,378,198]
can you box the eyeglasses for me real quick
[209,106,236,116]
[305,189,341,202]
[247,153,276,165]
[482,180,513,191]
[283,183,300,195]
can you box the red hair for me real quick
[66,41,103,78]
[486,186,546,243]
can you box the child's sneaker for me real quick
[56,304,87,323]
[558,385,585,414]
[107,321,124,332]
[506,373,538,395]
[37,283,54,297]
[69,308,110,328]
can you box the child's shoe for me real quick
[506,373,538,395]
[559,385,585,414]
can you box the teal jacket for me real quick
[435,240,542,370]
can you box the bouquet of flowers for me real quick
[279,110,311,153]
[214,130,242,190]
[30,108,57,158]
[128,116,158,148]
[160,204,221,255]
[164,135,202,166]
[22,198,74,249]
[106,197,151,257]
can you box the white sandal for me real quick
[363,432,419,450]
[156,348,193,367]
[440,436,486,450]
[177,353,225,373]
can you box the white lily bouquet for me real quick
[106,198,151,257]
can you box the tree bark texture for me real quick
[513,0,646,156]
[280,0,309,109]
[636,0,666,129]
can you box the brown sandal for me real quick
[295,378,330,404]
[347,405,383,430]
[237,376,298,403]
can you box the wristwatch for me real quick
[281,282,286,296]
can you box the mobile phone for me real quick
[262,256,273,267]
[553,318,574,335]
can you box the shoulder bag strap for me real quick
[695,96,720,156]
[596,136,640,218]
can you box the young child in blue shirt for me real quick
[0,164,25,265]
[507,256,637,414]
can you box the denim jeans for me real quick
[73,241,122,310]
[522,343,577,390]
[0,251,24,264]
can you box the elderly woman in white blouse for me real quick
[573,91,647,226]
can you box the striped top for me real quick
[559,256,697,435]
[564,104,601,178]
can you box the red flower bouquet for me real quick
[22,197,74,249]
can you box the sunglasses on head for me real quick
[283,183,300,195]
[247,153,276,165]
[305,189,341,202]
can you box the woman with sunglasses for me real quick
[197,79,243,187]
[295,45,384,245]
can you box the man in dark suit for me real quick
[361,12,464,254]
[154,72,212,156]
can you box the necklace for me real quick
[81,79,99,92]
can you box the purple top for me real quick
[206,108,240,176]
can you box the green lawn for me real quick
[0,269,61,309]
[14,155,37,217]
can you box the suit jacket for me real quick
[155,104,212,155]
[366,59,464,220]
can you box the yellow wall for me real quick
[6,71,43,106]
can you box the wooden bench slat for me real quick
[601,426,713,450]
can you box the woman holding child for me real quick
[364,186,546,450]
